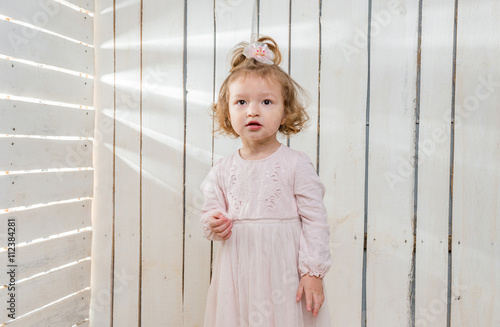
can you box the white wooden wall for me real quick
[0,0,94,326]
[83,0,499,327]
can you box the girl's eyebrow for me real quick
[230,91,278,98]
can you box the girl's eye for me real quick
[237,100,246,105]
[263,99,272,105]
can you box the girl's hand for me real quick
[208,212,233,241]
[296,274,325,317]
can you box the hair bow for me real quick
[242,42,275,64]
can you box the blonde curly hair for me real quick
[212,35,309,138]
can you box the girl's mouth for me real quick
[246,121,262,130]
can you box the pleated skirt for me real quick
[203,217,331,327]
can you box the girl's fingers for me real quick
[211,216,231,231]
[219,225,231,237]
[312,294,322,316]
[305,292,313,313]
[296,285,303,302]
[312,293,324,317]
[223,231,232,240]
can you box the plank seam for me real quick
[446,0,459,325]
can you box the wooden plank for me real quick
[184,0,215,326]
[141,0,184,325]
[0,170,93,209]
[0,230,91,281]
[110,0,142,326]
[414,1,454,326]
[88,0,115,325]
[1,0,93,45]
[319,1,368,325]
[258,0,290,146]
[0,199,91,244]
[366,1,419,325]
[0,138,92,171]
[0,19,94,74]
[451,1,500,325]
[63,0,95,13]
[0,100,94,137]
[288,0,320,165]
[7,289,90,327]
[0,60,93,106]
[0,260,90,321]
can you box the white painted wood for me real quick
[111,0,142,325]
[0,170,93,209]
[75,320,90,327]
[63,0,95,13]
[451,1,500,325]
[414,1,454,326]
[0,138,92,171]
[0,231,91,281]
[258,0,289,146]
[0,19,93,74]
[1,0,93,45]
[0,60,93,106]
[0,260,90,321]
[366,1,419,325]
[0,100,94,137]
[288,0,319,166]
[7,289,90,327]
[141,0,184,325]
[0,199,91,244]
[319,1,368,325]
[89,0,114,324]
[184,0,215,325]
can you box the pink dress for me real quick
[200,143,332,327]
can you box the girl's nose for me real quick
[247,103,259,116]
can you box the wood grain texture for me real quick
[0,19,93,74]
[0,170,92,209]
[0,260,90,321]
[319,1,368,325]
[7,289,90,327]
[1,0,93,44]
[89,0,114,324]
[0,60,93,106]
[0,199,91,244]
[110,0,142,325]
[0,230,91,280]
[63,0,95,13]
[0,100,94,137]
[0,138,92,171]
[366,1,419,325]
[414,1,454,326]
[451,1,500,325]
[140,0,185,325]
[288,0,320,165]
[184,0,215,325]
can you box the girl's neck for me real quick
[239,138,281,160]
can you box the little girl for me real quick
[200,36,332,327]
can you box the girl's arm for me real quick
[200,159,229,241]
[294,152,332,279]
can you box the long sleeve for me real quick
[294,152,332,279]
[200,159,228,241]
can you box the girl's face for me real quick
[228,74,286,145]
